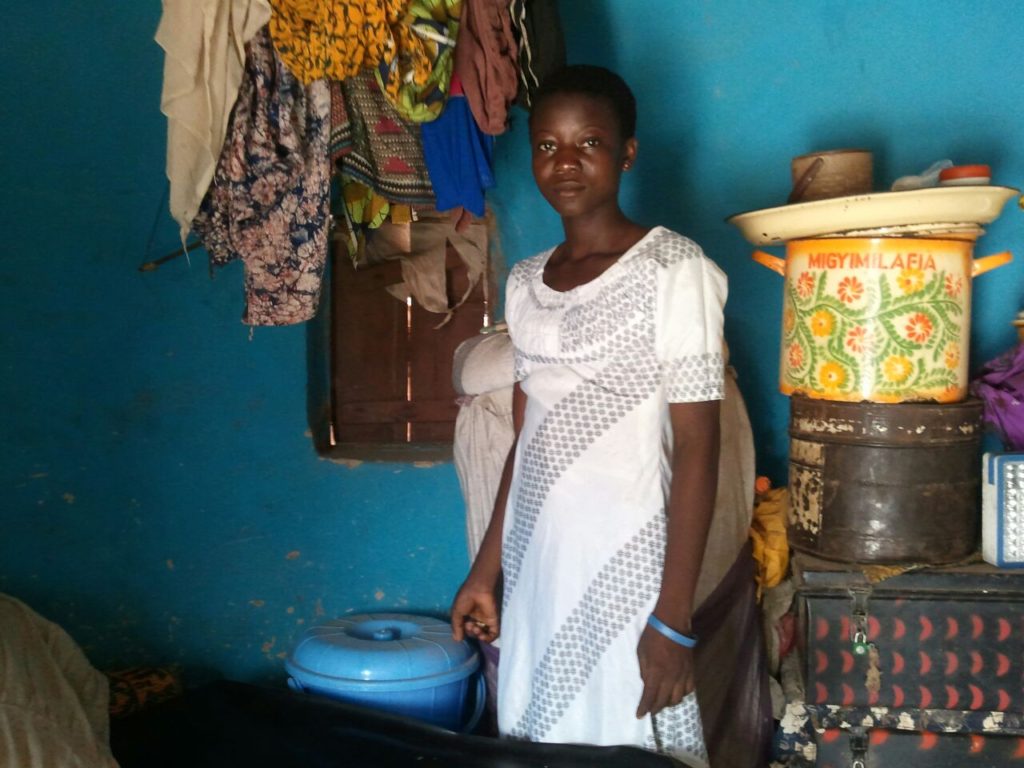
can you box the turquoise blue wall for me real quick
[2,2,1022,682]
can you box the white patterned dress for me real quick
[498,227,726,765]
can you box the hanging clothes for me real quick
[269,0,461,122]
[267,0,405,84]
[364,214,489,325]
[155,0,272,245]
[507,0,565,109]
[330,73,435,207]
[453,0,518,134]
[329,72,436,259]
[192,26,331,327]
[420,74,495,217]
[376,0,462,123]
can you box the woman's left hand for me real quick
[635,622,695,718]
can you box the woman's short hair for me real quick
[530,65,637,140]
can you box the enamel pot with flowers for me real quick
[753,237,1012,403]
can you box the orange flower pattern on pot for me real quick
[783,307,796,335]
[845,325,873,354]
[836,275,864,304]
[944,274,963,298]
[773,238,995,403]
[787,342,805,370]
[796,272,815,299]
[904,312,933,344]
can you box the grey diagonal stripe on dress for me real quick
[503,257,662,602]
[646,693,709,762]
[508,512,667,740]
[501,320,660,605]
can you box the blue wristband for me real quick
[647,614,698,648]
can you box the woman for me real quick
[451,65,727,766]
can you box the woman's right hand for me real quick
[450,579,500,644]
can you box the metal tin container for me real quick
[788,395,983,564]
[753,237,1011,403]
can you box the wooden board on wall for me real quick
[322,239,488,460]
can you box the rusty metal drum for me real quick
[788,396,983,564]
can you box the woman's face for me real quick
[529,92,637,220]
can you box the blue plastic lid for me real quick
[285,613,479,693]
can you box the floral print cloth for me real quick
[193,26,331,327]
[155,0,272,245]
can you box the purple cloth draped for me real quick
[970,342,1024,449]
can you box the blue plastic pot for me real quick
[285,613,484,732]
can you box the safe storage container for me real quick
[285,613,484,732]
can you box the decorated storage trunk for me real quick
[779,702,1024,767]
[792,553,1024,713]
[788,553,1024,765]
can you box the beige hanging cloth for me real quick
[368,216,489,326]
[694,356,757,607]
[155,0,272,244]
[451,331,515,560]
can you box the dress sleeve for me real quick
[655,245,727,403]
[512,344,530,382]
[504,263,532,383]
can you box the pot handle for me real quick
[972,251,1013,277]
[752,250,786,276]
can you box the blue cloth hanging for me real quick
[421,83,495,217]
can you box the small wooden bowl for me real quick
[791,149,873,202]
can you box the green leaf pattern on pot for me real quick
[782,266,963,399]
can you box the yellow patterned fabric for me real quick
[343,180,391,229]
[269,0,461,122]
[268,0,406,84]
[750,487,789,598]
